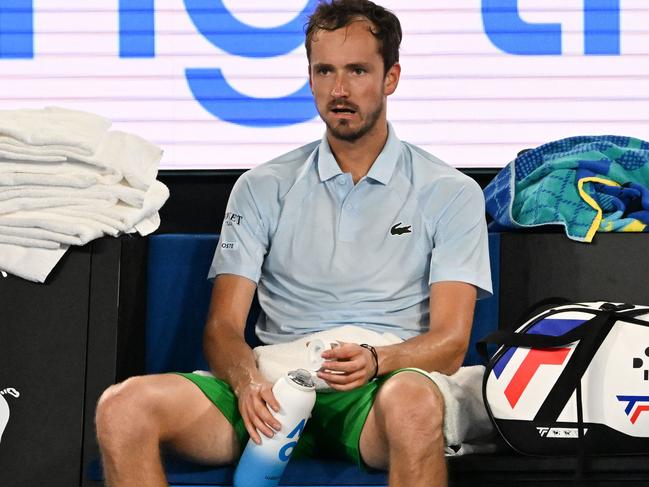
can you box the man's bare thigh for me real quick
[124,373,240,465]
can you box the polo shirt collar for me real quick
[317,123,401,185]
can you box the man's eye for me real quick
[353,68,366,75]
[318,67,330,75]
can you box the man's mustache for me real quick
[328,100,359,111]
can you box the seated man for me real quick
[95,1,492,486]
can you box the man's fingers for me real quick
[318,369,365,385]
[321,358,363,373]
[242,412,261,444]
[253,394,281,432]
[260,386,281,413]
[321,342,358,360]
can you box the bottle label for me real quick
[278,418,306,461]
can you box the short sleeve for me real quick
[208,174,268,283]
[428,179,493,299]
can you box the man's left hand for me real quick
[317,342,377,391]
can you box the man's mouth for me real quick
[331,107,356,114]
[330,105,357,119]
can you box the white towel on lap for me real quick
[250,326,496,455]
[254,325,404,390]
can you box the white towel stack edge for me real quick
[0,107,169,282]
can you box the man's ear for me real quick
[384,62,401,96]
[308,65,314,92]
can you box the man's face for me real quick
[308,20,399,142]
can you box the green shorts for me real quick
[176,368,430,466]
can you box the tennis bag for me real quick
[480,301,649,455]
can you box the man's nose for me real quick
[331,75,349,98]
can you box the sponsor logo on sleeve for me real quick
[225,212,243,226]
[220,241,239,251]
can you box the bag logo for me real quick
[632,346,649,381]
[536,426,588,438]
[617,395,649,424]
[0,388,20,445]
[504,348,571,408]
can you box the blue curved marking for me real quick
[584,0,620,55]
[186,68,317,127]
[184,0,318,58]
[0,0,33,58]
[482,0,561,55]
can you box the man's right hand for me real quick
[234,379,282,444]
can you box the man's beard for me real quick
[323,99,384,143]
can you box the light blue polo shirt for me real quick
[209,124,492,344]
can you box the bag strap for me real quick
[534,305,649,422]
[533,310,616,422]
[476,302,649,360]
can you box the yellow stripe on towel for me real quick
[622,220,647,232]
[577,176,621,242]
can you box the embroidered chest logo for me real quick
[390,222,412,236]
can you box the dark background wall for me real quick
[156,168,499,233]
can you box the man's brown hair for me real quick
[305,0,402,75]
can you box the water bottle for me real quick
[233,368,317,487]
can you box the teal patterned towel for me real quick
[483,136,649,242]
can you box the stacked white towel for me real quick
[0,107,169,282]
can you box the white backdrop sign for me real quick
[1,0,647,169]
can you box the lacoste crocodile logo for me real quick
[390,223,412,236]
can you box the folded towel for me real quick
[0,106,110,155]
[0,195,117,215]
[0,172,101,188]
[0,107,166,282]
[254,325,404,390]
[0,225,84,247]
[0,159,123,186]
[0,130,161,191]
[0,148,65,162]
[0,183,146,207]
[484,135,649,242]
[87,131,162,191]
[0,234,60,249]
[0,210,114,239]
[0,243,69,282]
[49,180,169,231]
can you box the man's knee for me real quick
[374,372,445,446]
[95,376,163,449]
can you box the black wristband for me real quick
[360,343,379,381]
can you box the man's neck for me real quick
[327,122,388,184]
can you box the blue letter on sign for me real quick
[482,0,562,55]
[119,0,155,58]
[584,0,620,55]
[184,0,318,58]
[0,0,33,58]
[186,68,316,128]
[184,1,318,127]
